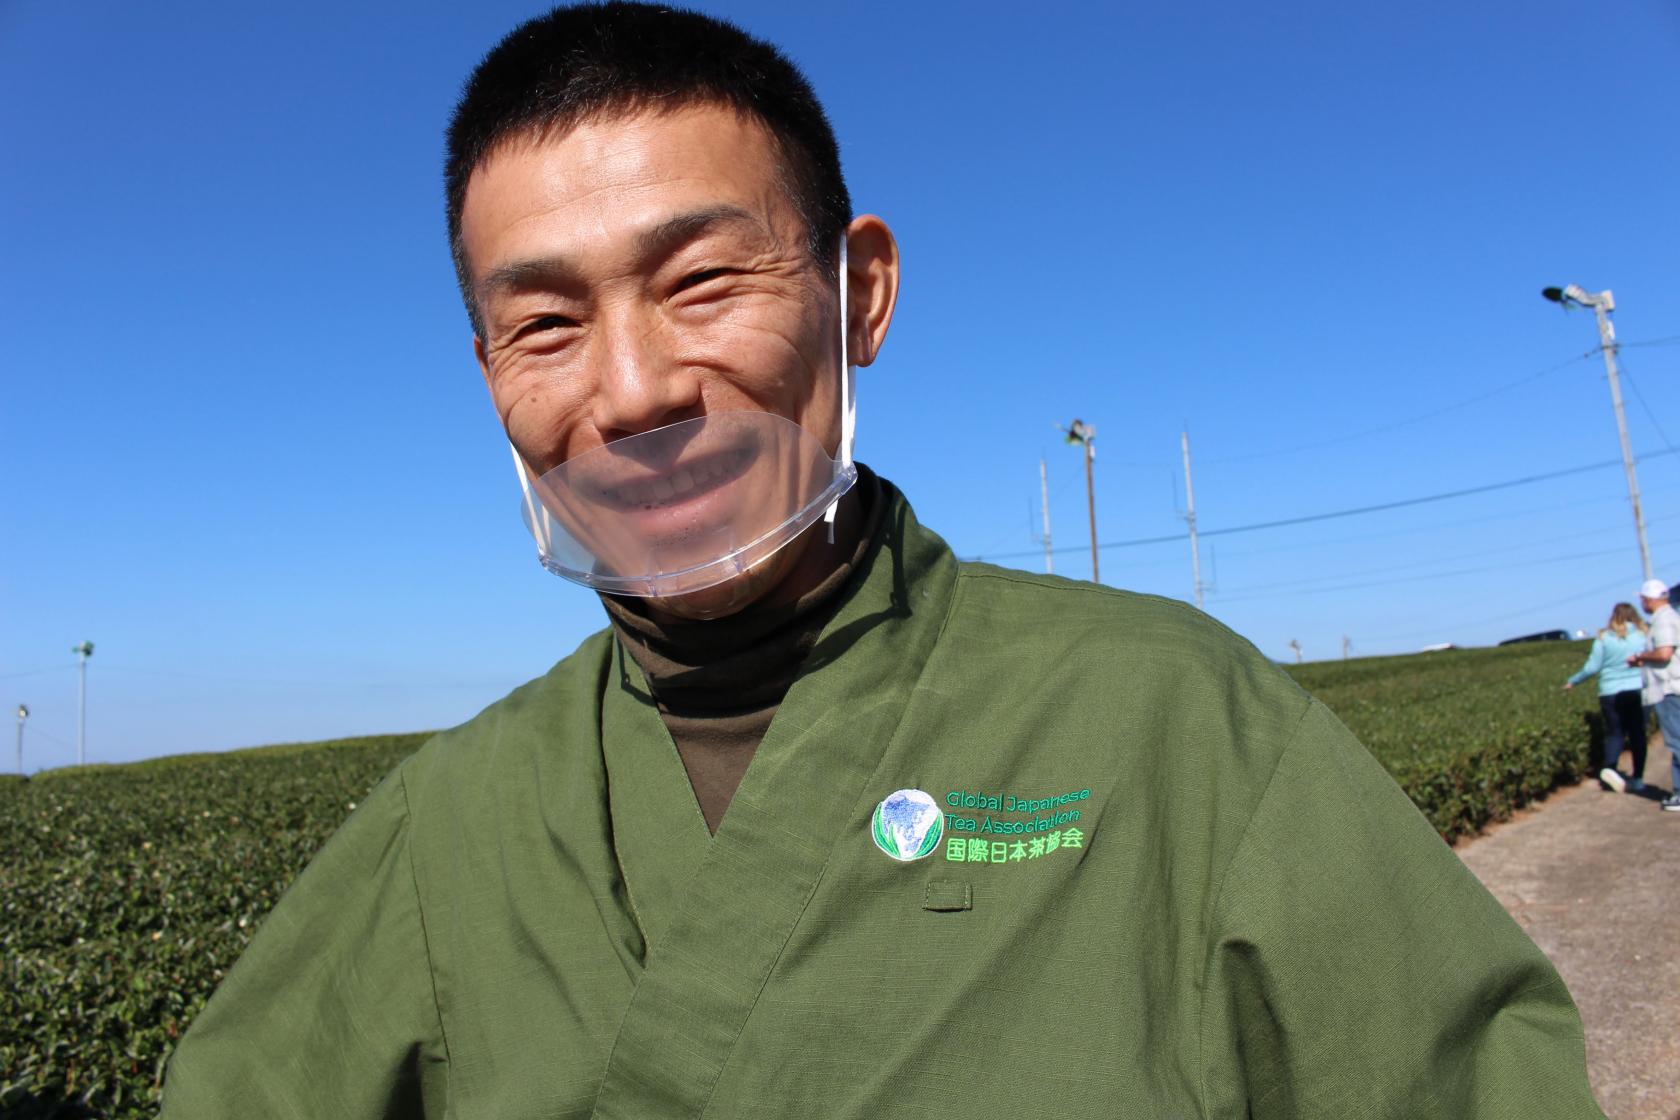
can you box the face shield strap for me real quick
[824,232,854,544]
[512,441,553,557]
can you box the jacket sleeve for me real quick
[159,765,449,1119]
[1198,700,1604,1119]
[1568,638,1604,687]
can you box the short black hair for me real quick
[445,1,852,335]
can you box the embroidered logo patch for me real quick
[937,786,1093,867]
[871,789,944,862]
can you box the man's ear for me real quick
[845,215,900,367]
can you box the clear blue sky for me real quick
[4,0,1678,769]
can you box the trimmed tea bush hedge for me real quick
[0,734,427,1119]
[0,641,1611,1116]
[1288,639,1601,842]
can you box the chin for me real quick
[647,536,810,622]
[647,572,774,621]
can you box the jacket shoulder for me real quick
[396,627,615,795]
[950,561,1300,693]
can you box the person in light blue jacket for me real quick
[1564,602,1649,792]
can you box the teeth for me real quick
[603,450,749,508]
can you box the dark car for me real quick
[1498,629,1573,646]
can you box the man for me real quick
[1629,578,1680,811]
[161,5,1607,1116]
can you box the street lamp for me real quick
[1541,285,1652,581]
[1062,419,1099,582]
[72,641,93,766]
[14,705,27,776]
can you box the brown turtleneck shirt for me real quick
[601,471,884,833]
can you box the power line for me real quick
[1214,537,1680,604]
[1202,349,1597,465]
[966,457,1082,560]
[1197,458,1633,540]
[1365,574,1632,645]
[1212,492,1614,563]
[1196,335,1673,469]
[1616,359,1680,473]
[1210,513,1680,599]
[0,668,63,681]
[976,529,1182,562]
[23,725,77,751]
[974,452,1676,563]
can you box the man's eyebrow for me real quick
[476,257,583,303]
[475,204,769,306]
[633,203,765,259]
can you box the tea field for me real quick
[0,640,1607,1117]
[0,734,428,1119]
[1287,639,1602,842]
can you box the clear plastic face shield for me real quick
[508,237,857,600]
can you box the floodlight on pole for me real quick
[14,705,27,776]
[1540,284,1652,581]
[1061,419,1099,583]
[72,641,93,767]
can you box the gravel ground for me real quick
[1457,740,1680,1120]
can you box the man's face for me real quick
[1643,595,1666,615]
[459,103,847,615]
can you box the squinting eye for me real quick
[518,315,576,337]
[676,267,735,292]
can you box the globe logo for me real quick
[871,789,944,862]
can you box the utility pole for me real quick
[1063,419,1098,583]
[72,641,93,766]
[14,705,27,775]
[1289,639,1302,664]
[1342,635,1352,661]
[1181,428,1204,609]
[1542,285,1653,581]
[1038,457,1054,575]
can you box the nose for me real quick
[588,307,702,439]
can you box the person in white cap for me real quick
[1628,578,1680,810]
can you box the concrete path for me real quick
[1457,743,1680,1120]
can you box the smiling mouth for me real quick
[595,444,757,511]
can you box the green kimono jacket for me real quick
[161,486,1604,1118]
